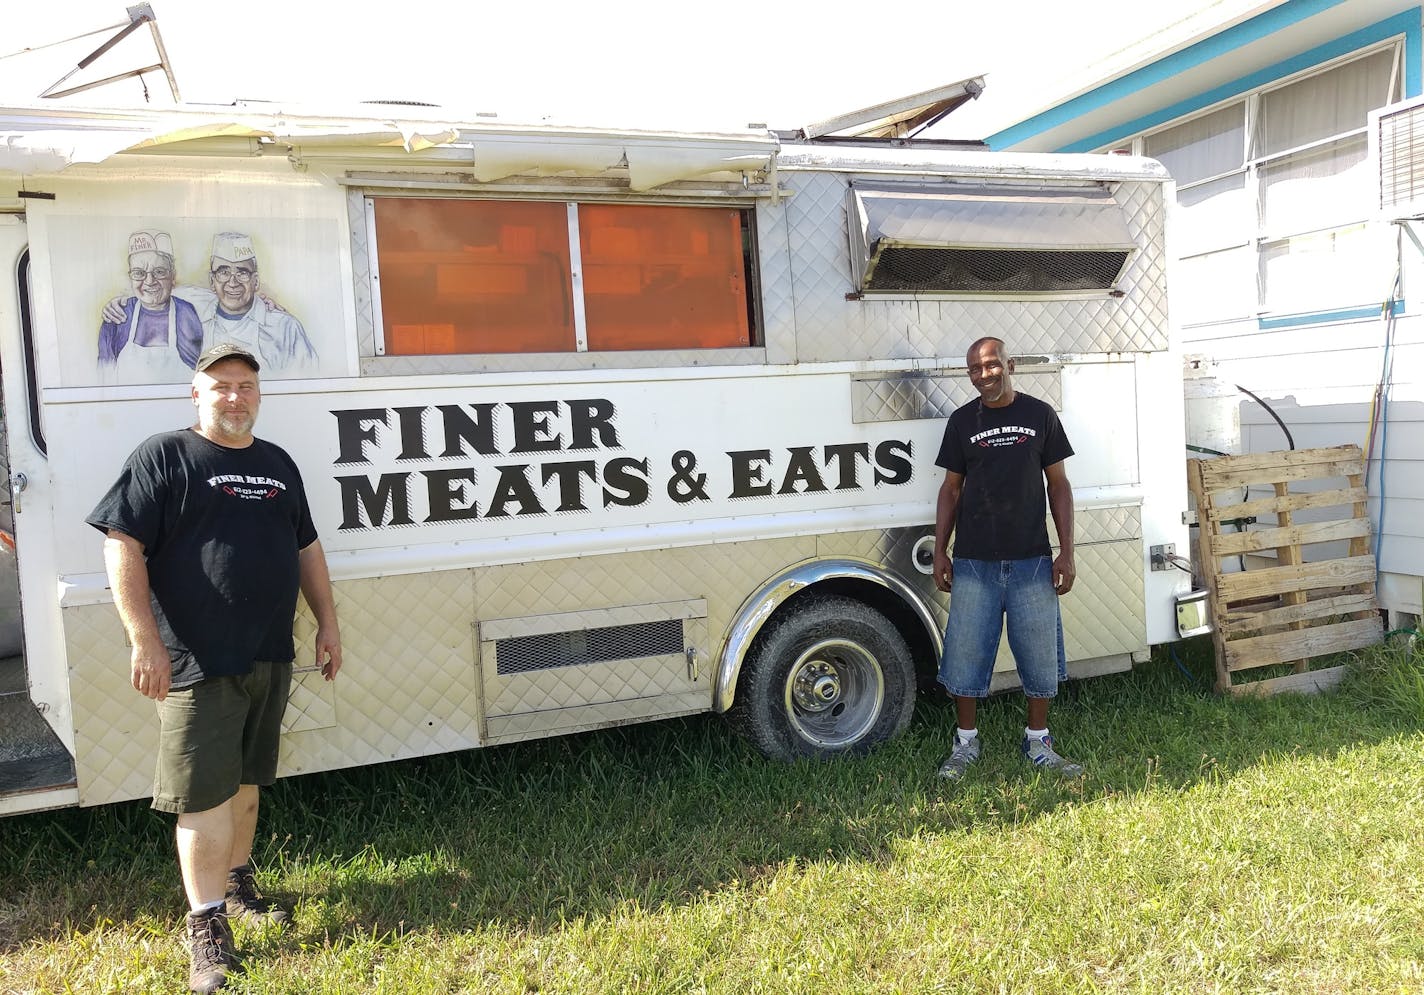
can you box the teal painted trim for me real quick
[987,1,1419,151]
[1052,10,1421,153]
[1256,299,1404,330]
[988,0,1348,148]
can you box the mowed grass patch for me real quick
[2,636,1421,993]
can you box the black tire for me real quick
[730,594,916,761]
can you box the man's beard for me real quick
[212,411,255,437]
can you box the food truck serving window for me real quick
[369,198,755,355]
[847,183,1136,295]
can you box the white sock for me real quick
[1025,726,1049,742]
[192,900,224,915]
[956,727,978,744]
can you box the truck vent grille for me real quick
[495,619,685,675]
[866,247,1129,293]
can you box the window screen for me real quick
[1257,48,1396,156]
[372,197,756,357]
[1145,103,1245,185]
[373,199,574,355]
[1127,42,1402,327]
[580,204,751,350]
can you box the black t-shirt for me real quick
[935,392,1074,560]
[87,428,318,688]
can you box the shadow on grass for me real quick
[1,635,1419,953]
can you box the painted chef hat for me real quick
[210,231,257,264]
[128,229,174,257]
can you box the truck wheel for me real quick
[731,594,915,761]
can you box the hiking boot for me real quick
[186,907,235,994]
[225,864,292,927]
[1021,734,1083,778]
[936,735,982,780]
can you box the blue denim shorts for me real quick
[937,556,1067,699]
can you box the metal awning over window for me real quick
[848,183,1137,294]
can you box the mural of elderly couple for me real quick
[97,229,319,383]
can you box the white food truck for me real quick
[0,88,1190,816]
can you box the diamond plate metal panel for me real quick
[818,516,1145,676]
[280,571,479,774]
[282,670,336,734]
[474,537,815,627]
[483,638,701,717]
[64,569,480,806]
[817,527,928,579]
[820,506,1136,558]
[781,172,1169,363]
[757,196,798,365]
[816,526,948,631]
[1076,505,1142,545]
[474,541,813,736]
[486,690,707,744]
[61,510,1145,805]
[852,370,1062,423]
[349,190,376,359]
[480,602,706,720]
[480,600,706,641]
[66,605,157,806]
[1060,540,1147,660]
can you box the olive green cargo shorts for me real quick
[151,661,292,814]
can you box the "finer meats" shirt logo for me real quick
[969,425,1037,448]
[207,474,289,500]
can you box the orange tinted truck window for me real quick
[579,204,751,351]
[373,199,574,355]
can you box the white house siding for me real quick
[984,5,1424,626]
[1180,311,1424,618]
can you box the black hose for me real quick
[1235,384,1294,450]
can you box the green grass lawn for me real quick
[2,636,1421,994]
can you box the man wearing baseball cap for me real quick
[87,343,341,992]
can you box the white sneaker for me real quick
[937,736,981,780]
[1021,734,1083,778]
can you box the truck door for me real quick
[0,216,77,811]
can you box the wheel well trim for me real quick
[713,557,942,713]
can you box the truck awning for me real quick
[0,109,461,172]
[0,105,780,191]
[789,77,987,141]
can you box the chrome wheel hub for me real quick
[783,638,885,748]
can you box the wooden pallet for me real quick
[1186,445,1383,695]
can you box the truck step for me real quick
[0,691,76,796]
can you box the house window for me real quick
[1145,104,1251,323]
[370,197,756,356]
[1132,44,1401,327]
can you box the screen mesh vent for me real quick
[866,247,1129,293]
[495,619,685,675]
